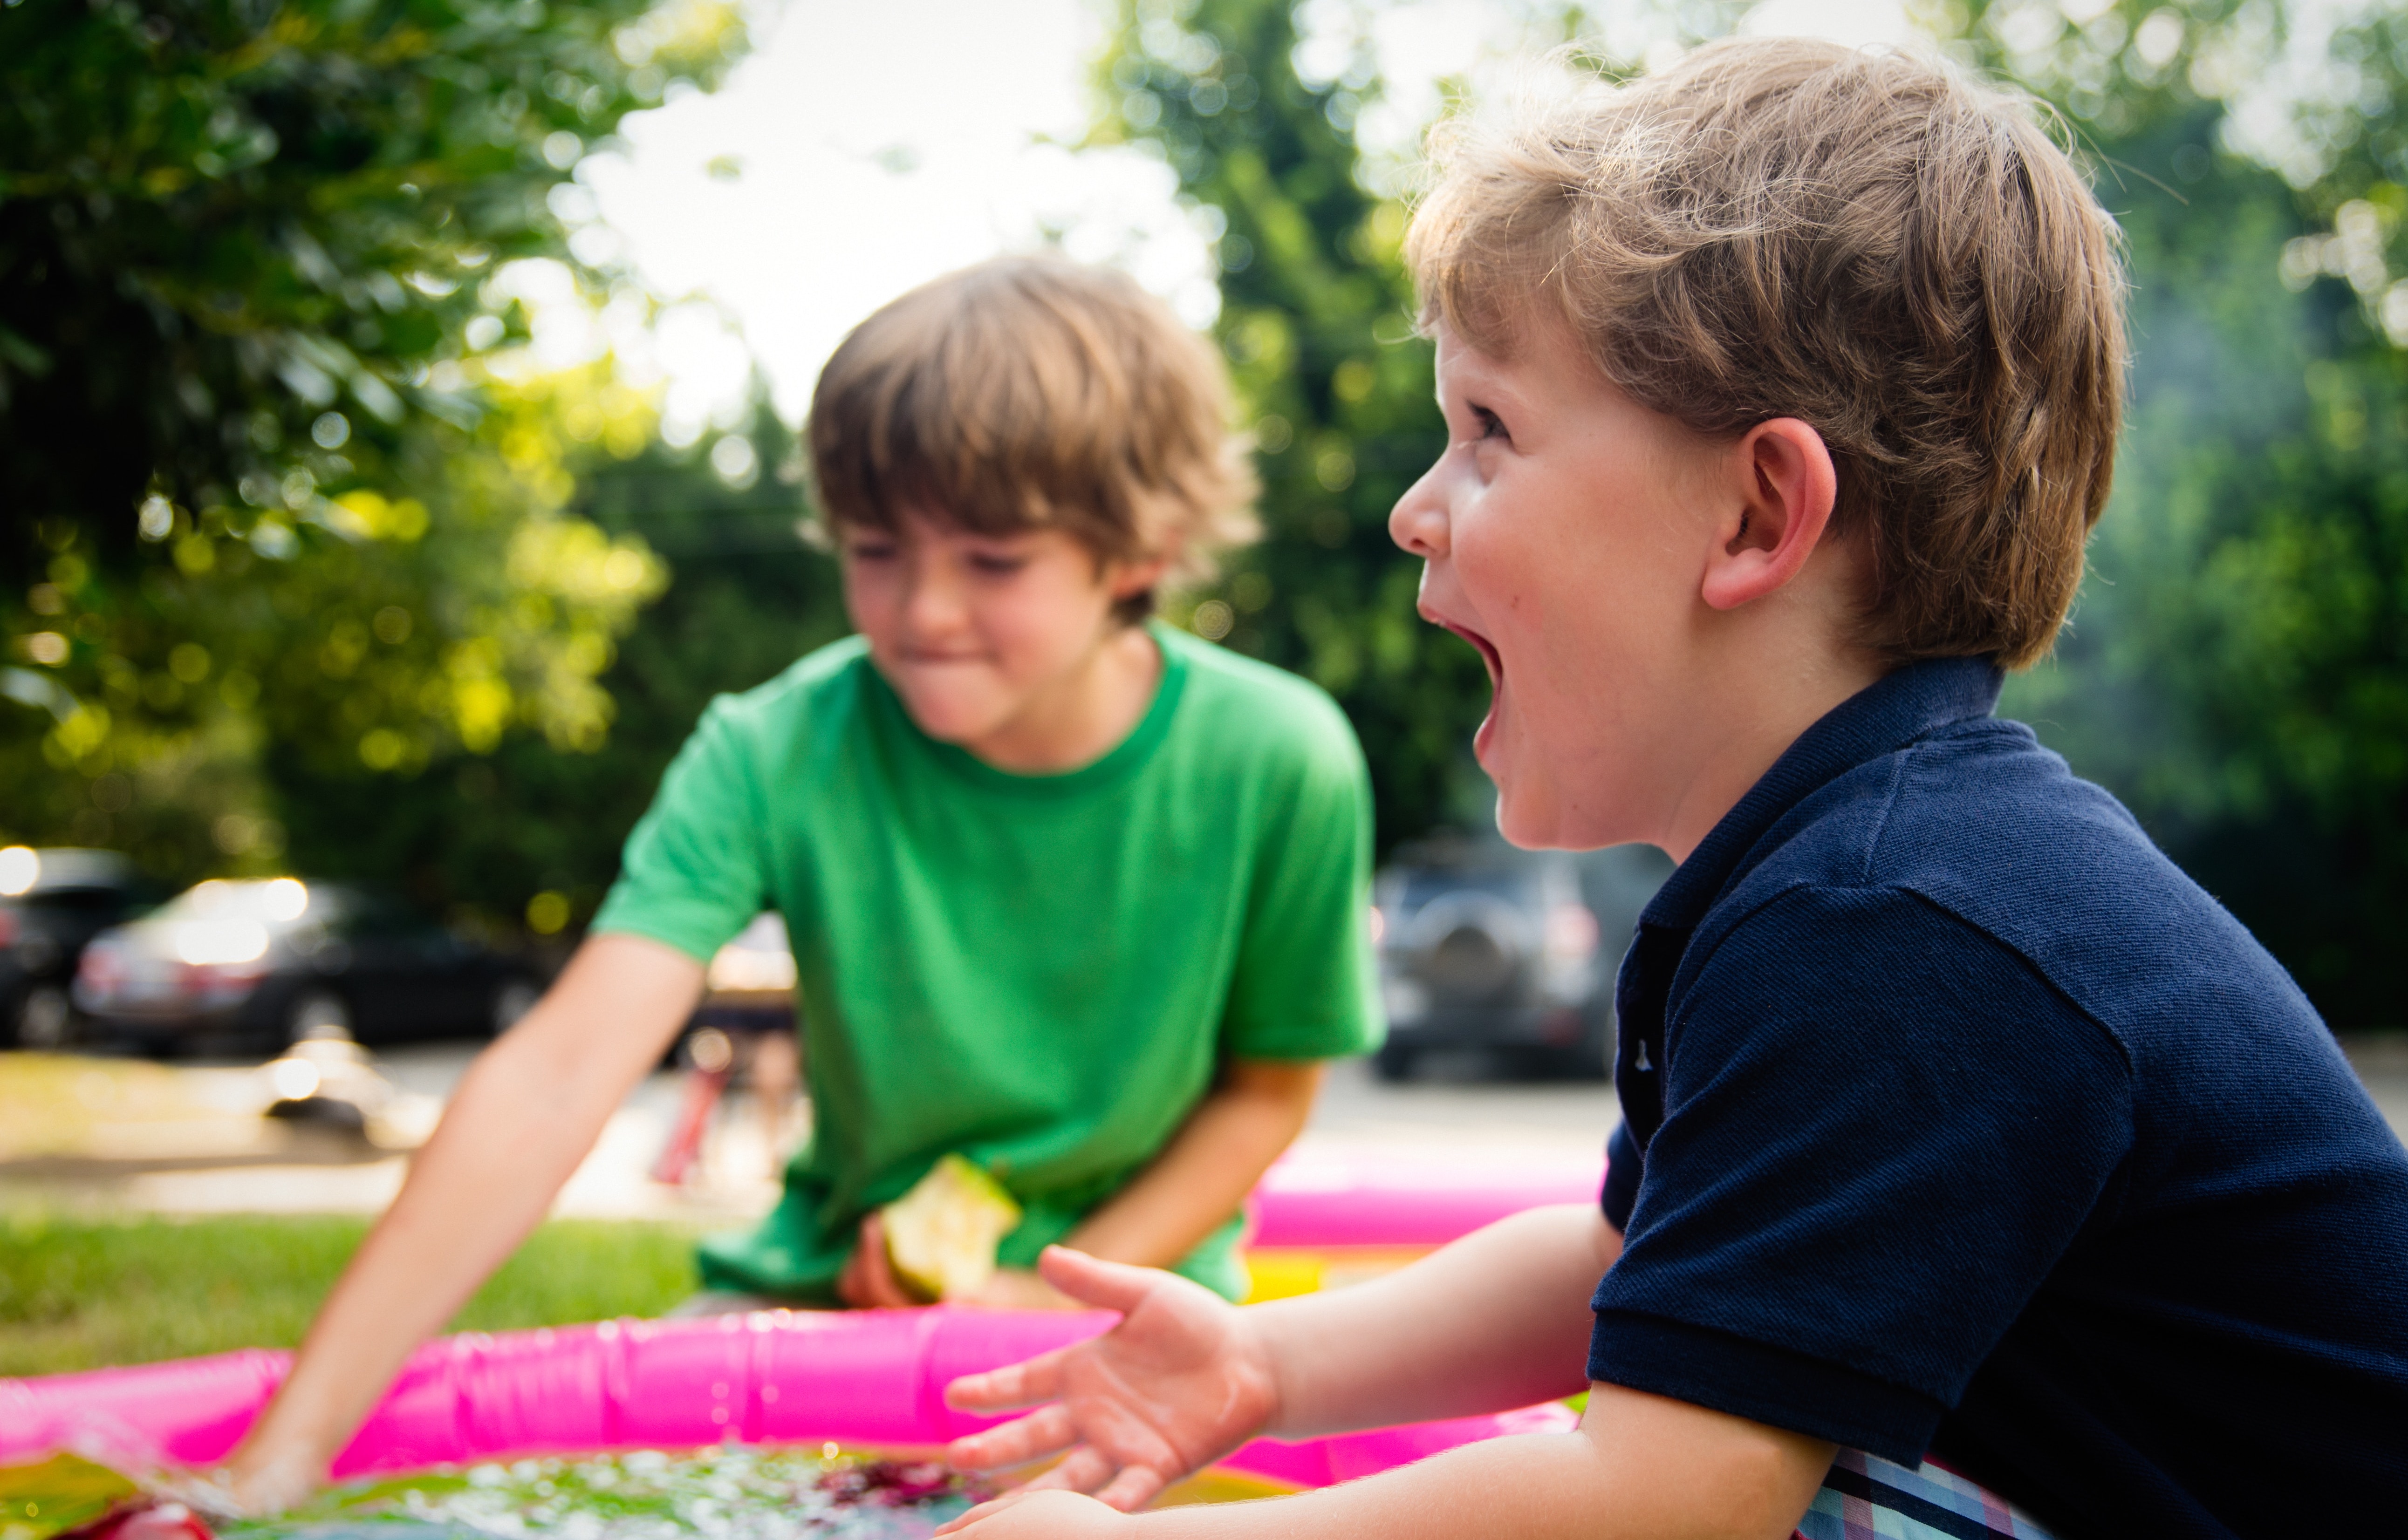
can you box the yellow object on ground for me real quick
[882,1154,1022,1302]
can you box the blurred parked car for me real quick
[0,846,164,1049]
[1372,836,1671,1081]
[75,877,540,1055]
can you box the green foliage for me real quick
[265,396,843,929]
[0,0,749,906]
[1098,0,1486,852]
[0,1209,703,1375]
[0,0,742,571]
[1937,0,2408,1024]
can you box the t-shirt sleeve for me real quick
[589,695,773,964]
[1587,885,2134,1463]
[1215,700,1383,1062]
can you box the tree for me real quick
[1094,0,1488,855]
[0,0,748,898]
[0,0,741,573]
[262,387,849,933]
[1937,0,2408,1026]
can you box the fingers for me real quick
[848,1213,916,1309]
[945,1346,1067,1413]
[946,1404,1079,1470]
[1032,1246,1167,1314]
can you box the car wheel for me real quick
[490,978,540,1034]
[15,985,72,1050]
[286,990,354,1047]
[1371,1041,1419,1083]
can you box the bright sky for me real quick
[509,0,1925,441]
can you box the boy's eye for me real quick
[1472,405,1510,443]
[845,539,899,563]
[968,552,1030,576]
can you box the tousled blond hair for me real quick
[1407,37,2128,668]
[807,255,1258,620]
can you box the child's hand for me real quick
[209,1435,329,1517]
[836,1212,919,1308]
[934,1489,1131,1538]
[943,1246,1279,1511]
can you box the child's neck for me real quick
[1654,645,1887,862]
[962,624,1164,775]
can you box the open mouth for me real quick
[1443,622,1503,688]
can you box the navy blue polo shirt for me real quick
[1589,658,2408,1539]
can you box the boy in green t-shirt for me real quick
[219,256,1382,1507]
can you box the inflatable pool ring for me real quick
[0,1305,1575,1492]
[1242,1149,1607,1298]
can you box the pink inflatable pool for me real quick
[1247,1149,1606,1247]
[0,1305,1573,1491]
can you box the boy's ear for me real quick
[1107,554,1172,601]
[1106,536,1177,600]
[1699,418,1839,613]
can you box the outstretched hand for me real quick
[941,1247,1280,1513]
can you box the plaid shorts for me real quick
[1795,1449,2059,1540]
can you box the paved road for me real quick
[6,1034,2403,1220]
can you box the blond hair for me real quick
[807,255,1258,619]
[1407,38,2128,668]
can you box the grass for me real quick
[0,1211,709,1378]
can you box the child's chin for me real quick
[896,695,1008,745]
[1490,788,1555,851]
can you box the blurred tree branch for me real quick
[0,0,743,887]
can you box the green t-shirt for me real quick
[591,622,1382,1302]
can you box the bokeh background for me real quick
[6,0,2406,1036]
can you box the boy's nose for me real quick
[1389,470,1450,558]
[899,564,971,635]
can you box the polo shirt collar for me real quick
[1641,656,2004,930]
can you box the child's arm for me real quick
[1062,1057,1322,1269]
[943,1218,1830,1539]
[946,1204,1614,1502]
[944,1388,1830,1540]
[218,934,706,1510]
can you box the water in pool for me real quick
[4,1450,989,1540]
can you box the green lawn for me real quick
[0,1211,707,1378]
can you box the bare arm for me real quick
[945,1387,1831,1540]
[943,1212,1830,1539]
[221,933,705,1507]
[1068,1058,1322,1268]
[945,1204,1616,1504]
[1256,1200,1614,1433]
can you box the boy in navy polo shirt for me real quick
[930,38,2408,1540]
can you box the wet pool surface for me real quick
[221,1450,989,1540]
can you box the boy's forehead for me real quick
[1434,313,1607,399]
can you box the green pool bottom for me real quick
[3,1447,1293,1540]
[226,1448,985,1540]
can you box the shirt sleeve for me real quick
[1215,701,1384,1062]
[1587,884,2135,1463]
[589,695,773,964]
